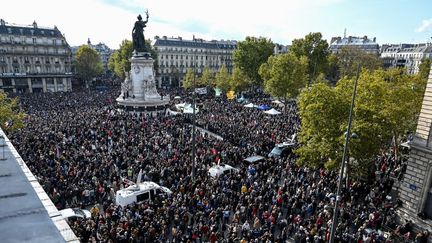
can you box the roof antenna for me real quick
[344,28,347,38]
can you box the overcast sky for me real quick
[2,0,432,49]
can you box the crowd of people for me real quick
[6,87,426,242]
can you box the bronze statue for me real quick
[132,10,149,53]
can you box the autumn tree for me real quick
[0,91,26,132]
[230,67,251,93]
[418,58,431,81]
[215,64,231,93]
[182,68,196,90]
[296,69,426,176]
[259,53,308,111]
[199,66,215,88]
[233,36,274,87]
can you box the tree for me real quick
[74,45,103,87]
[215,64,231,93]
[290,32,329,83]
[259,53,308,111]
[108,39,157,80]
[199,66,215,88]
[296,69,426,176]
[418,58,431,81]
[233,36,274,87]
[182,68,196,90]
[0,91,26,132]
[336,45,382,78]
[230,67,251,93]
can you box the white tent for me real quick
[244,103,256,108]
[264,108,281,115]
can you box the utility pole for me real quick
[329,64,360,243]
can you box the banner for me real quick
[195,87,207,95]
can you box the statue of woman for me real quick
[132,10,149,53]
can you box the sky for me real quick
[1,0,432,49]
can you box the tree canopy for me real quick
[289,32,329,83]
[0,91,26,132]
[182,68,196,90]
[199,66,215,88]
[296,68,426,176]
[108,39,157,80]
[233,37,274,87]
[74,45,103,86]
[418,58,431,81]
[215,64,231,93]
[259,53,308,111]
[230,67,251,93]
[336,45,382,79]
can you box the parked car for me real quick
[208,164,239,178]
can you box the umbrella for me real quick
[244,103,255,108]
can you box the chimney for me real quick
[0,19,5,26]
[32,20,38,28]
[373,37,376,43]
[87,38,91,45]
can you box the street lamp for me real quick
[329,64,360,243]
[344,131,359,188]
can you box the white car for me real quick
[59,208,91,220]
[116,181,172,207]
[208,164,239,178]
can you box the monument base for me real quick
[117,53,170,114]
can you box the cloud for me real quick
[416,18,432,32]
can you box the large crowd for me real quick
[6,88,429,242]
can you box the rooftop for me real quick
[0,19,64,38]
[154,36,237,50]
[0,129,78,243]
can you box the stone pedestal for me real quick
[397,65,432,240]
[116,53,169,113]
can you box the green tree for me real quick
[233,36,274,87]
[215,64,231,93]
[418,58,431,81]
[74,45,103,87]
[290,32,329,83]
[230,67,251,93]
[182,68,196,90]
[108,39,157,80]
[0,91,26,131]
[259,53,308,111]
[199,66,214,88]
[337,45,382,78]
[296,69,426,176]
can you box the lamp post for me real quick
[329,64,360,243]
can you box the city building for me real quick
[329,35,379,55]
[380,43,432,74]
[71,38,114,76]
[0,19,72,93]
[153,36,237,87]
[274,43,290,55]
[397,64,432,234]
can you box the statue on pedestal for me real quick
[132,10,149,53]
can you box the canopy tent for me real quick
[257,104,271,110]
[244,103,256,108]
[264,108,281,115]
[174,96,181,99]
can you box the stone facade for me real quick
[397,64,432,239]
[0,19,72,93]
[153,36,236,87]
[381,43,432,75]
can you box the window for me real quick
[136,192,150,202]
[32,38,36,44]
